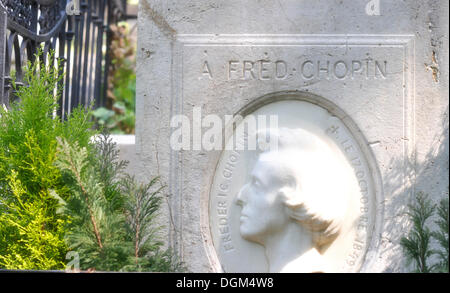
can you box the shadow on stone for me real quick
[381,109,449,272]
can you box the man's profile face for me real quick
[235,154,293,244]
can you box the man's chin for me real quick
[239,228,263,244]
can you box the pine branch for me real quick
[56,138,103,250]
[431,195,449,272]
[93,132,128,210]
[56,133,182,272]
[121,175,164,264]
[400,192,435,273]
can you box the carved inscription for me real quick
[326,122,372,268]
[215,149,243,253]
[216,201,233,252]
[201,58,387,81]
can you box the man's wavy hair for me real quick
[253,127,350,251]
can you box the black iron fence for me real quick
[0,0,131,119]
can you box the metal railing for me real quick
[0,0,129,119]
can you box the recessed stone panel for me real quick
[137,0,448,272]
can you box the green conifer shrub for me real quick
[120,174,184,272]
[431,196,449,272]
[0,54,95,270]
[1,51,179,272]
[400,192,435,273]
[56,133,183,272]
[401,191,449,273]
[56,137,129,271]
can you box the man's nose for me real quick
[235,184,248,206]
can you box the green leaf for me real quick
[113,102,126,112]
[93,107,115,121]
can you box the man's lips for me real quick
[240,214,248,222]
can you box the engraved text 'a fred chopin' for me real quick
[201,58,388,81]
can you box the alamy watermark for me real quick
[65,251,80,273]
[170,107,279,152]
[365,0,381,16]
[66,0,81,15]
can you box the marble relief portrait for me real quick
[209,99,376,273]
[235,128,349,273]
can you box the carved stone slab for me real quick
[136,0,448,272]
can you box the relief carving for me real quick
[235,128,349,273]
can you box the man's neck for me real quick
[263,222,314,273]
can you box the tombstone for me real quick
[136,0,449,272]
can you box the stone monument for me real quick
[136,0,449,272]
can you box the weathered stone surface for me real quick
[136,0,449,272]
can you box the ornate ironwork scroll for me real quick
[0,0,127,119]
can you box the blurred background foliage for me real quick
[93,2,137,134]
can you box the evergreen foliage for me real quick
[0,53,95,270]
[431,196,449,272]
[121,174,184,272]
[56,133,183,272]
[400,192,435,273]
[0,170,66,269]
[0,50,178,272]
[401,191,449,273]
[94,132,128,211]
[56,138,129,271]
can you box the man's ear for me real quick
[279,187,306,222]
[281,187,302,208]
[281,188,320,224]
[279,175,301,207]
